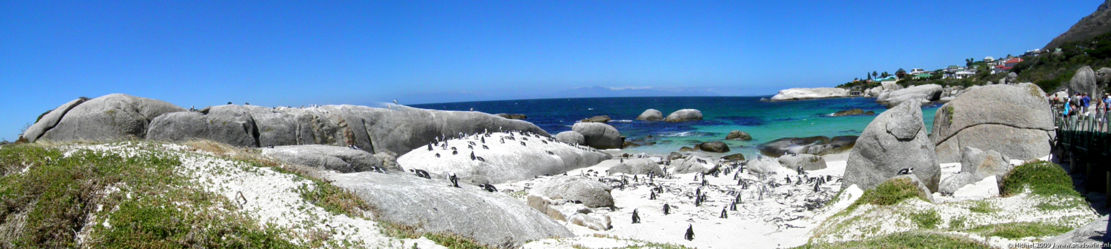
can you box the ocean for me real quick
[412,96,940,158]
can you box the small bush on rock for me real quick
[1001,161,1078,197]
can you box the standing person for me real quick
[1082,93,1092,117]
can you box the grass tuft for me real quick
[968,201,997,213]
[844,177,929,213]
[967,222,1073,239]
[796,231,990,249]
[908,209,940,229]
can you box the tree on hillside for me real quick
[872,71,878,78]
[965,58,974,67]
[881,71,890,78]
[896,68,907,79]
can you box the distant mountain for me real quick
[1045,0,1111,49]
[555,86,722,98]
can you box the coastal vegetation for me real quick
[1000,161,1078,197]
[1014,32,1111,91]
[797,231,990,249]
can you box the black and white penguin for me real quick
[452,150,458,155]
[470,152,476,160]
[663,203,671,215]
[631,209,641,224]
[435,153,441,158]
[427,144,433,151]
[476,156,486,162]
[449,174,460,188]
[897,167,914,175]
[649,191,657,200]
[730,200,737,211]
[479,183,498,192]
[720,207,728,219]
[520,141,526,146]
[684,224,694,241]
[482,145,489,150]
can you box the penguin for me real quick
[520,141,527,146]
[476,156,486,162]
[452,150,459,155]
[427,144,433,151]
[481,137,486,144]
[482,145,489,150]
[695,188,702,200]
[663,203,671,215]
[435,153,441,158]
[720,207,728,219]
[468,145,473,149]
[730,200,737,211]
[449,174,460,188]
[633,175,639,182]
[695,195,702,207]
[649,191,657,200]
[631,209,641,224]
[684,224,694,241]
[547,151,555,155]
[470,152,476,160]
[451,146,457,151]
[480,183,498,192]
[813,180,822,192]
[785,176,791,184]
[897,168,914,175]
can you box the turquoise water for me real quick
[413,96,940,158]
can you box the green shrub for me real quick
[968,201,997,213]
[1001,161,1078,197]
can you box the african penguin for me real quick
[684,224,694,241]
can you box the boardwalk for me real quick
[1054,107,1111,204]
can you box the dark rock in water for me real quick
[581,115,612,123]
[696,141,730,153]
[679,146,695,152]
[668,152,684,160]
[757,136,829,157]
[725,130,752,141]
[496,113,528,120]
[830,109,875,117]
[721,153,746,162]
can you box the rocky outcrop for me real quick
[554,131,585,145]
[864,81,903,97]
[960,147,1012,182]
[757,136,857,157]
[571,122,623,149]
[1046,215,1109,246]
[581,115,611,123]
[1069,66,1100,97]
[606,158,664,176]
[25,94,549,156]
[1098,67,1111,85]
[843,102,940,192]
[664,109,703,122]
[725,130,752,141]
[531,176,615,208]
[396,132,609,184]
[670,156,715,174]
[696,141,730,153]
[1044,0,1111,49]
[875,84,942,107]
[261,145,398,173]
[939,172,978,195]
[770,88,850,101]
[830,109,875,117]
[778,154,827,171]
[496,113,527,120]
[25,94,185,142]
[636,109,663,121]
[721,153,746,162]
[931,83,1055,162]
[322,171,572,247]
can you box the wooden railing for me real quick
[1053,106,1111,204]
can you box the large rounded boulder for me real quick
[261,144,398,173]
[778,154,827,171]
[27,94,185,142]
[554,131,585,145]
[571,122,623,149]
[397,132,610,184]
[843,101,940,192]
[725,130,752,141]
[930,83,1055,162]
[636,109,663,121]
[664,109,703,122]
[696,141,730,153]
[1070,66,1099,97]
[875,84,943,107]
[531,176,615,208]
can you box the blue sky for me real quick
[0,0,1101,141]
